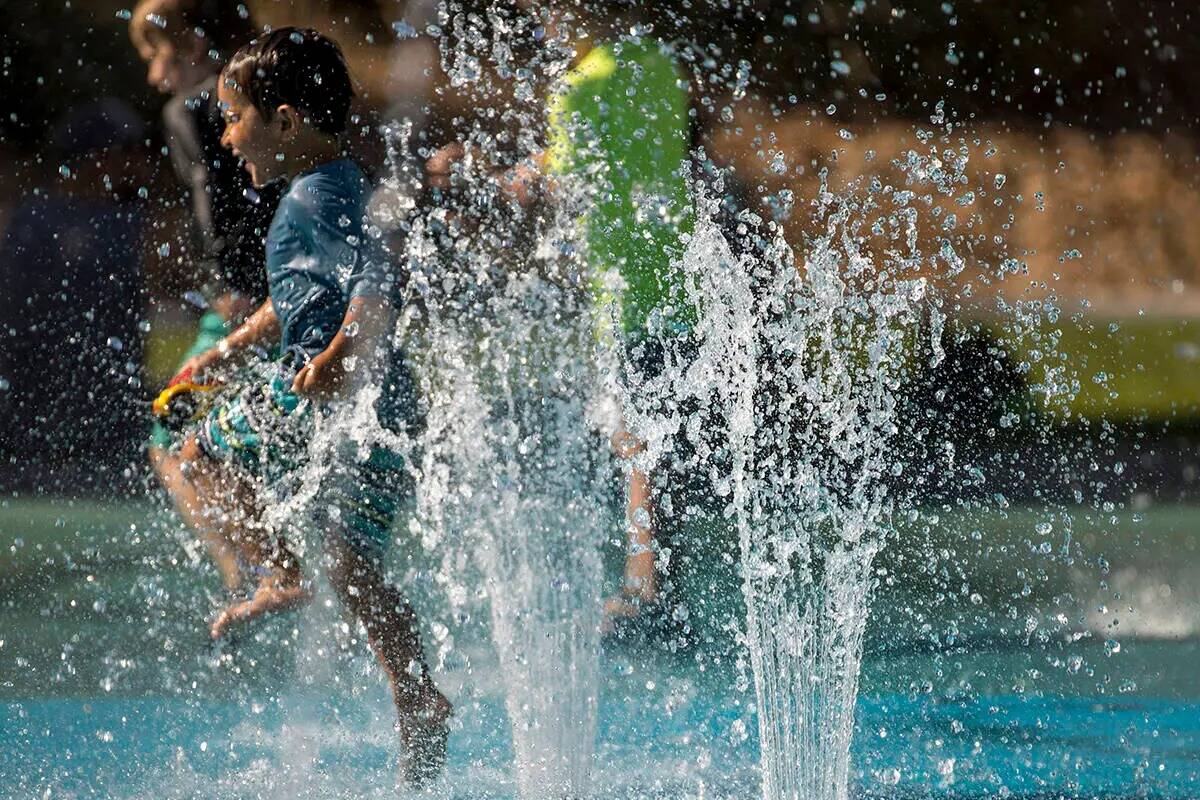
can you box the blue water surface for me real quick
[1,500,1198,798]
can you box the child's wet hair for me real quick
[130,0,256,59]
[221,27,354,137]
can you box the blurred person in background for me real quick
[129,0,284,591]
[367,0,441,234]
[383,0,440,171]
[0,99,150,491]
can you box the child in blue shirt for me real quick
[172,28,449,784]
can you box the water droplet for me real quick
[632,505,651,528]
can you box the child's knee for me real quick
[179,434,202,462]
[176,434,215,479]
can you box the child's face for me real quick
[217,79,285,187]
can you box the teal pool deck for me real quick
[1,498,1197,798]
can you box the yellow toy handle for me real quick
[151,382,217,419]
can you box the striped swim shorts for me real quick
[196,364,410,561]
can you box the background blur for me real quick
[0,0,1197,495]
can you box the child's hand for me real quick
[500,160,541,207]
[173,347,224,385]
[425,143,465,190]
[291,352,344,399]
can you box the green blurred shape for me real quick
[996,315,1200,421]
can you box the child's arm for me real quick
[291,296,390,399]
[177,299,279,380]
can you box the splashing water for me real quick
[203,29,1042,798]
[416,307,608,798]
[383,12,995,793]
[400,180,610,798]
[632,131,975,799]
[8,2,1200,799]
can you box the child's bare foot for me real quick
[602,591,658,634]
[397,685,453,787]
[210,575,311,640]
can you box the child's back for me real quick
[266,157,418,434]
[267,158,378,359]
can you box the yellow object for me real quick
[152,382,216,421]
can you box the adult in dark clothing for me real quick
[130,0,281,589]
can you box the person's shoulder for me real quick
[289,160,368,201]
[281,160,369,228]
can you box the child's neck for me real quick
[286,135,343,179]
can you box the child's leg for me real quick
[149,312,243,587]
[316,446,450,785]
[603,464,660,625]
[604,426,660,625]
[623,464,658,601]
[176,433,309,639]
[150,445,242,590]
[326,536,451,785]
